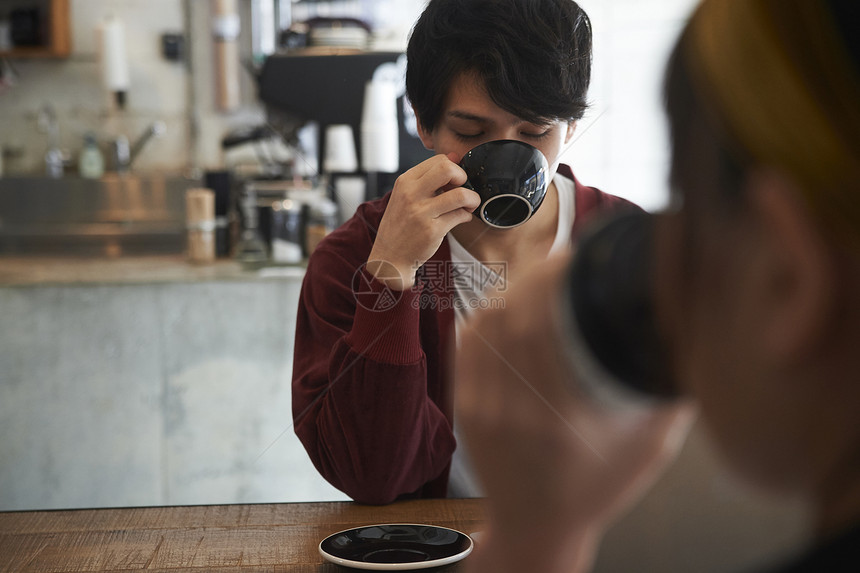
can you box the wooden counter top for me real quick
[0,499,485,571]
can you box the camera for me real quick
[565,209,678,400]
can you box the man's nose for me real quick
[498,128,524,142]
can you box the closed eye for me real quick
[521,130,551,140]
[454,132,484,141]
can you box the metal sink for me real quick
[0,174,198,256]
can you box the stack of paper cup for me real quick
[334,175,367,225]
[360,80,400,173]
[323,124,359,173]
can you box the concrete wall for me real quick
[0,277,349,510]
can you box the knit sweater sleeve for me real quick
[291,200,456,505]
[563,164,644,236]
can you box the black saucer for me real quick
[319,523,474,570]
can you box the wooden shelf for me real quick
[0,0,70,59]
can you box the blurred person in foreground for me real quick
[455,0,860,571]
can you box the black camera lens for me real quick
[568,210,677,399]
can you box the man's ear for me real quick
[747,168,836,360]
[564,121,577,145]
[415,112,435,151]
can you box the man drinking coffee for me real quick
[291,0,635,504]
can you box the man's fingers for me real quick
[435,206,477,234]
[414,156,468,196]
[432,187,481,218]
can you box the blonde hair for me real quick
[685,0,860,245]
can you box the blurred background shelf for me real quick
[0,0,71,59]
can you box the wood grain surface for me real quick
[0,499,485,572]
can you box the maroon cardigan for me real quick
[291,165,636,504]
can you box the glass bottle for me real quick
[78,133,105,179]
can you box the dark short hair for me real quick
[406,0,592,132]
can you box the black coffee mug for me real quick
[459,140,550,229]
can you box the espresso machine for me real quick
[255,51,432,197]
[227,51,430,264]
